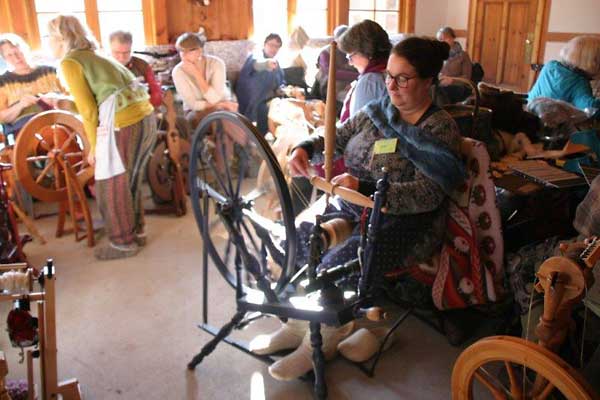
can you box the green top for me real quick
[61,49,153,151]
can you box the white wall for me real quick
[543,0,600,61]
[414,0,449,36]
[445,0,470,29]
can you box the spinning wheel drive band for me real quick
[147,138,191,202]
[13,111,93,203]
[189,111,296,294]
[451,336,597,399]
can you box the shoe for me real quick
[337,326,398,363]
[249,319,307,355]
[268,322,354,381]
[135,233,147,247]
[94,242,140,261]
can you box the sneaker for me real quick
[94,242,140,261]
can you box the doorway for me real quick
[468,0,548,92]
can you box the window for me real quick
[252,0,288,44]
[97,0,144,47]
[295,0,328,37]
[349,0,400,33]
[34,0,145,48]
[35,0,86,45]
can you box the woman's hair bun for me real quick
[433,40,450,62]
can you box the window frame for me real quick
[31,0,167,47]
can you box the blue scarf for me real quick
[364,96,467,194]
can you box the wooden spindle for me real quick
[324,41,337,183]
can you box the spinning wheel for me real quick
[452,240,600,399]
[13,111,92,203]
[452,335,597,399]
[147,139,191,202]
[147,90,190,214]
[13,111,95,246]
[189,111,296,295]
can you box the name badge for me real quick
[373,138,398,155]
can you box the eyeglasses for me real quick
[346,52,357,61]
[384,71,416,88]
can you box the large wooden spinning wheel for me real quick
[13,110,93,203]
[452,335,597,400]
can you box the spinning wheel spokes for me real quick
[189,112,296,296]
[14,111,92,203]
[452,336,597,400]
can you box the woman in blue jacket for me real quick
[529,35,600,116]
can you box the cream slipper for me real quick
[337,326,398,363]
[268,321,355,381]
[249,319,308,355]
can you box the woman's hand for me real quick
[439,76,453,86]
[288,147,310,177]
[266,59,278,71]
[87,152,95,167]
[19,94,39,108]
[331,173,359,191]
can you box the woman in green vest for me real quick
[47,15,156,261]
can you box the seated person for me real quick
[109,30,162,108]
[252,37,466,381]
[311,24,359,115]
[172,32,237,130]
[338,19,390,123]
[436,26,473,103]
[235,33,285,135]
[528,35,600,117]
[0,34,65,138]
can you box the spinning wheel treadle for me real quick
[189,111,296,295]
[13,110,92,203]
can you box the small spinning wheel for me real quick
[147,90,190,211]
[13,111,95,246]
[13,111,92,203]
[452,335,597,399]
[452,240,600,400]
[147,138,191,202]
[189,111,296,295]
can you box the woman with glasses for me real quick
[337,19,391,123]
[252,37,466,382]
[47,15,156,261]
[235,33,285,135]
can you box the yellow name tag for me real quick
[373,138,398,155]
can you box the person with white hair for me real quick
[528,35,600,115]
